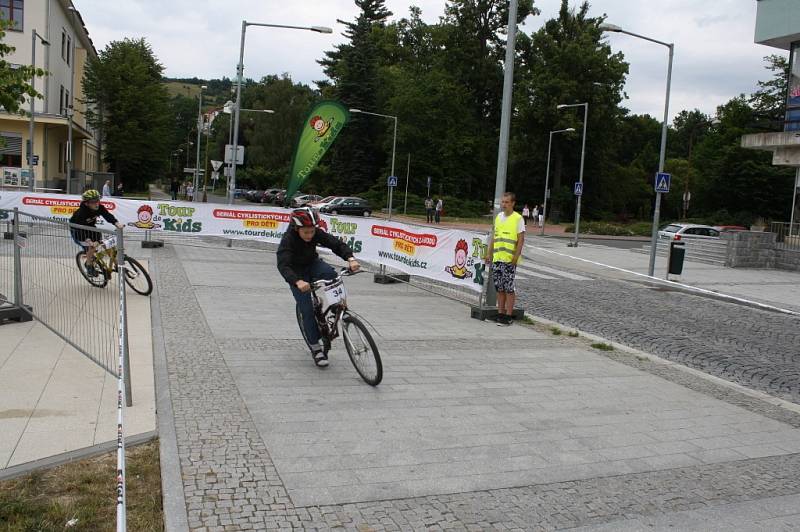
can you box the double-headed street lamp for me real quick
[228,21,332,204]
[193,85,208,202]
[349,108,398,221]
[600,22,674,277]
[557,103,588,247]
[541,128,575,236]
[28,29,49,191]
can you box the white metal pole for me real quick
[387,116,397,222]
[229,21,247,205]
[572,103,588,247]
[403,153,410,215]
[790,167,799,237]
[648,43,674,277]
[541,131,554,237]
[28,30,37,191]
[194,89,203,202]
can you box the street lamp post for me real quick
[194,85,207,202]
[28,29,49,191]
[557,103,588,247]
[600,22,674,277]
[223,101,273,201]
[229,21,332,205]
[349,108,398,220]
[541,128,575,236]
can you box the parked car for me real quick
[313,196,344,210]
[291,194,323,208]
[658,223,721,241]
[320,197,372,217]
[245,189,264,202]
[274,190,303,206]
[309,195,337,208]
[260,188,283,203]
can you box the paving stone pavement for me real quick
[516,278,800,405]
[154,243,800,531]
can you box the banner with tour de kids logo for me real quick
[0,191,487,292]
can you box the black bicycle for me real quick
[75,234,153,296]
[296,268,383,386]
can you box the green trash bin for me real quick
[668,241,685,275]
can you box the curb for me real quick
[523,312,800,417]
[0,430,157,482]
[150,252,191,532]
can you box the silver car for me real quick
[658,223,721,241]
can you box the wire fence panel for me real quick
[0,215,14,310]
[8,210,122,379]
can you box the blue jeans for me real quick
[291,259,337,345]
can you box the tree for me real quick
[749,54,789,126]
[83,38,171,191]
[0,18,45,115]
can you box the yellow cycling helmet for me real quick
[82,189,101,201]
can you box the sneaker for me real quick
[312,348,329,368]
[86,263,98,277]
[497,314,512,327]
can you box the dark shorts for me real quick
[71,228,100,250]
[492,262,516,293]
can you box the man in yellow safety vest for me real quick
[485,192,525,326]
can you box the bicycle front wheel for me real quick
[342,312,382,386]
[75,251,108,288]
[123,257,153,296]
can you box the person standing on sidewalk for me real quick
[522,204,530,226]
[170,178,180,200]
[538,205,544,228]
[425,197,434,223]
[435,198,443,224]
[101,180,112,198]
[486,192,525,326]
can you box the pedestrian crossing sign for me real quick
[655,172,671,193]
[574,182,583,196]
[388,176,398,187]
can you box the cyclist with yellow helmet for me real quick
[70,189,123,275]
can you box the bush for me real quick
[563,221,651,236]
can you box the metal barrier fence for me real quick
[771,221,800,251]
[0,208,132,404]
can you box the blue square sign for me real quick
[655,172,671,193]
[388,175,398,187]
[574,182,583,196]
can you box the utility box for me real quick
[668,241,685,276]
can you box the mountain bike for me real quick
[296,268,383,386]
[75,234,153,296]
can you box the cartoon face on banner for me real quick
[445,239,472,280]
[129,204,161,229]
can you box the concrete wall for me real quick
[724,231,777,269]
[755,0,800,49]
[775,248,800,272]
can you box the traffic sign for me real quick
[388,175,398,187]
[574,182,583,196]
[211,171,219,181]
[183,168,205,175]
[210,160,223,171]
[224,144,244,165]
[27,155,39,166]
[655,172,671,193]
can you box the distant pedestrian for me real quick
[113,182,124,197]
[435,198,443,224]
[538,206,544,228]
[486,192,525,326]
[532,204,539,223]
[522,204,530,226]
[187,184,194,202]
[101,180,112,198]
[425,197,434,223]
[170,179,179,200]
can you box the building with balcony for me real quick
[0,0,105,192]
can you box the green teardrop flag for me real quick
[286,100,349,201]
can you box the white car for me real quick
[658,223,721,241]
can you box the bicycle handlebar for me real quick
[310,266,363,290]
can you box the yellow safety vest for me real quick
[492,211,523,263]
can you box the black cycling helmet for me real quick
[290,207,320,228]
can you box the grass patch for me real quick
[550,327,562,336]
[0,440,163,531]
[568,331,580,338]
[520,315,535,325]
[591,342,615,351]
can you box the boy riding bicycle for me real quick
[277,207,360,368]
[70,189,124,275]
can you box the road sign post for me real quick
[574,182,583,196]
[655,172,671,193]
[387,175,398,221]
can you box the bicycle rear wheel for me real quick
[296,304,330,354]
[342,312,382,386]
[123,257,153,296]
[75,251,108,288]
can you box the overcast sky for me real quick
[75,0,780,120]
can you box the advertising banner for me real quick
[0,191,488,292]
[286,101,349,200]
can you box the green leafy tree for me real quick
[749,54,789,125]
[0,18,46,115]
[83,38,170,191]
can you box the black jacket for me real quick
[277,228,354,285]
[69,202,118,227]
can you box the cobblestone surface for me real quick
[517,279,800,404]
[156,245,800,530]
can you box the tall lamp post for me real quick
[193,85,207,202]
[223,101,273,201]
[28,29,50,191]
[557,103,588,247]
[349,108,397,220]
[600,22,674,277]
[229,21,332,205]
[541,128,575,236]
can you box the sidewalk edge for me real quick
[151,251,191,532]
[524,312,800,417]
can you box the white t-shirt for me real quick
[497,212,526,234]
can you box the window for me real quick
[61,30,66,60]
[67,36,71,65]
[0,133,23,167]
[65,89,70,114]
[59,85,65,115]
[0,0,23,31]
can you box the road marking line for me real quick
[515,268,557,280]
[526,244,800,317]
[519,261,591,281]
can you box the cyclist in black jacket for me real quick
[277,207,360,367]
[70,189,123,274]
